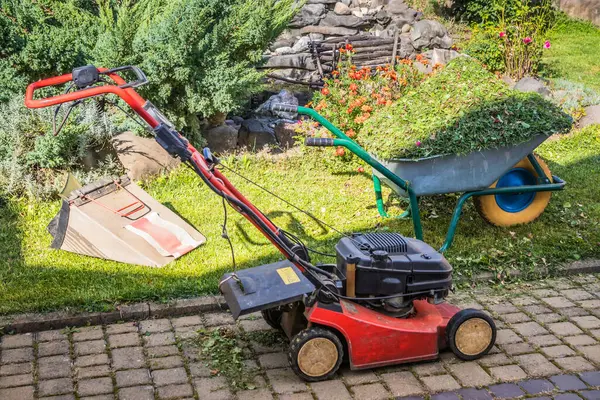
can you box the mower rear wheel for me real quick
[261,308,283,331]
[289,327,343,382]
[447,309,496,361]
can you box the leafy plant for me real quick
[0,95,122,198]
[463,27,505,73]
[550,79,600,121]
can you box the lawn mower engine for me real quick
[336,232,452,316]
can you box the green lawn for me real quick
[1,126,599,315]
[541,16,600,91]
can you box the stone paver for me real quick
[1,274,600,399]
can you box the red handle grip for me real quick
[24,68,159,128]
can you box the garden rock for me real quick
[292,36,312,53]
[411,20,452,49]
[266,53,316,70]
[274,46,294,55]
[203,124,239,153]
[385,0,409,14]
[579,105,600,127]
[300,25,358,36]
[308,0,337,3]
[112,132,180,181]
[258,90,299,120]
[426,48,462,65]
[334,2,352,15]
[398,33,415,58]
[274,122,298,149]
[290,4,327,28]
[375,9,391,25]
[514,77,551,98]
[238,119,277,150]
[319,13,370,28]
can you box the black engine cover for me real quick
[336,233,452,299]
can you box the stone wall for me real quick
[264,0,454,83]
[556,0,600,26]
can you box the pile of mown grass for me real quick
[360,57,573,160]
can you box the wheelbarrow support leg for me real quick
[439,192,474,253]
[373,175,411,219]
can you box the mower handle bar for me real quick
[25,66,149,111]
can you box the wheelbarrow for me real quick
[287,106,566,252]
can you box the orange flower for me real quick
[332,70,340,77]
[349,83,358,92]
[361,105,373,112]
[346,129,356,138]
[415,54,424,61]
[345,43,353,51]
[340,48,346,54]
[315,100,327,111]
[385,100,393,106]
[321,87,330,96]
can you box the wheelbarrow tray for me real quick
[374,135,548,197]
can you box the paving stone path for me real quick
[1,273,600,400]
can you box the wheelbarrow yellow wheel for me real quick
[474,155,552,227]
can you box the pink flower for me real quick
[499,31,506,38]
[523,37,532,44]
[415,140,422,147]
[544,40,551,49]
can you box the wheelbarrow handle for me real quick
[305,138,334,147]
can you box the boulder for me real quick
[385,0,409,14]
[258,90,300,120]
[398,33,415,58]
[307,0,337,3]
[425,48,462,65]
[375,9,391,25]
[557,0,600,27]
[274,46,295,55]
[203,124,239,153]
[579,105,600,127]
[300,25,359,36]
[112,131,180,181]
[292,36,312,53]
[274,122,299,149]
[270,38,295,51]
[265,53,317,70]
[238,119,278,150]
[514,76,551,98]
[333,2,352,15]
[411,20,452,49]
[290,4,327,28]
[319,13,371,28]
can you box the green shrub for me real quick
[358,57,572,160]
[94,0,297,133]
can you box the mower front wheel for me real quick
[447,309,496,361]
[288,327,343,382]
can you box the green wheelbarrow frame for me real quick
[297,107,566,252]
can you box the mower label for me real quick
[276,267,300,285]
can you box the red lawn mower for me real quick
[25,65,496,381]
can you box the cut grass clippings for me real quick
[0,126,599,315]
[361,57,573,160]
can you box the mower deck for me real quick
[307,299,460,369]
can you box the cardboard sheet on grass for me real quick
[47,175,205,267]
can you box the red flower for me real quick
[345,43,353,51]
[523,36,532,44]
[357,166,365,173]
[321,87,330,96]
[335,147,346,157]
[499,31,506,38]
